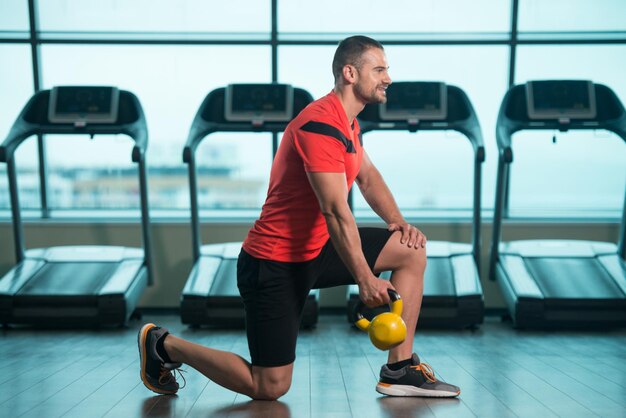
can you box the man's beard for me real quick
[355,82,387,104]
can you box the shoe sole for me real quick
[138,323,177,395]
[376,383,460,398]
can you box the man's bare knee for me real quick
[411,246,427,271]
[395,241,427,272]
[376,231,427,273]
[251,365,293,400]
[252,381,291,400]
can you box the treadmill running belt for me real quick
[523,257,624,299]
[16,262,117,296]
[424,258,456,296]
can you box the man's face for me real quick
[353,48,392,104]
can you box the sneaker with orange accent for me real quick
[377,353,460,397]
[138,323,183,395]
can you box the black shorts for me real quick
[237,227,393,367]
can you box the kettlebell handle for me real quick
[355,289,402,324]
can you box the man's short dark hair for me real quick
[332,35,384,82]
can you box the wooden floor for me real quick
[1,314,625,418]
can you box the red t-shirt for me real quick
[242,91,364,262]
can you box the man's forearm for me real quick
[359,168,404,225]
[323,205,373,285]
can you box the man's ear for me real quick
[342,64,358,84]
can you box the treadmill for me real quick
[346,81,485,328]
[180,83,320,328]
[0,86,153,327]
[490,80,626,328]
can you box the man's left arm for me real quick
[356,151,426,249]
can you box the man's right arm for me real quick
[306,171,394,307]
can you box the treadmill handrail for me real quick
[489,82,626,280]
[358,84,485,270]
[0,89,154,285]
[182,86,314,261]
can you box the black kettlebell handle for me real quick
[355,289,401,321]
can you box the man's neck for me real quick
[332,85,365,125]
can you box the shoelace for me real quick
[410,362,436,383]
[158,366,187,389]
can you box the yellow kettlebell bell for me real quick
[355,289,407,351]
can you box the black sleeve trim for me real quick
[300,121,356,153]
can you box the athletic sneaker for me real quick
[138,323,183,395]
[377,353,460,397]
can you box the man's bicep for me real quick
[306,171,349,212]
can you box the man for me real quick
[138,35,460,399]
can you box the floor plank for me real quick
[20,355,135,418]
[310,332,352,417]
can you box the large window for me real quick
[196,134,272,215]
[518,0,626,36]
[0,0,624,219]
[507,130,625,216]
[38,0,270,40]
[0,45,35,209]
[0,0,29,38]
[279,0,511,40]
[0,45,32,141]
[40,45,271,210]
[511,44,626,216]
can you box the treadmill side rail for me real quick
[495,263,546,327]
[182,256,221,297]
[98,259,144,295]
[98,264,148,326]
[0,259,46,295]
[451,254,483,297]
[499,256,544,299]
[597,255,626,296]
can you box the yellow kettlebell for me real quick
[355,289,407,351]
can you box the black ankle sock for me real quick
[387,358,413,371]
[156,333,174,363]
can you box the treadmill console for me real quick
[48,86,120,124]
[526,80,596,120]
[224,84,294,123]
[379,81,447,121]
